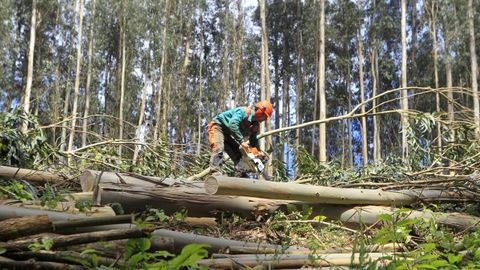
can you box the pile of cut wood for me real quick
[0,165,478,269]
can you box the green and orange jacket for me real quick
[212,107,259,148]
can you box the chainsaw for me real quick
[238,145,271,180]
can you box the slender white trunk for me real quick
[118,20,126,156]
[318,0,326,163]
[468,0,479,135]
[21,0,37,133]
[356,6,367,167]
[401,0,409,159]
[67,0,85,153]
[132,71,148,165]
[82,0,96,148]
[154,0,169,141]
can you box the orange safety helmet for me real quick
[255,100,273,119]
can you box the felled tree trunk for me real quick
[79,169,181,192]
[311,205,480,231]
[94,182,287,217]
[197,252,389,269]
[0,166,64,183]
[205,176,477,205]
[0,215,51,241]
[0,228,154,252]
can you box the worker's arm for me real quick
[227,109,246,142]
[249,133,259,148]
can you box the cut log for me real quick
[4,250,121,267]
[0,205,133,234]
[197,252,390,268]
[312,205,480,231]
[1,200,115,217]
[153,229,307,254]
[0,228,154,252]
[205,176,477,205]
[80,170,183,192]
[0,215,52,241]
[0,259,86,270]
[94,182,288,217]
[0,166,64,183]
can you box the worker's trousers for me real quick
[208,122,242,172]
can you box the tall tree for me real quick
[82,0,97,148]
[118,5,126,156]
[295,0,303,158]
[400,0,409,159]
[68,0,85,153]
[21,0,37,133]
[426,0,441,149]
[357,0,367,167]
[153,0,170,142]
[468,0,479,135]
[318,0,326,163]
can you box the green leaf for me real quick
[447,253,464,264]
[167,244,209,270]
[421,243,436,253]
[0,248,6,255]
[429,260,451,268]
[378,213,392,222]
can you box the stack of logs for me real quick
[0,165,478,269]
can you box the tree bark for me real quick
[21,0,37,133]
[0,166,64,183]
[318,0,327,163]
[401,0,409,159]
[428,0,441,149]
[0,259,86,270]
[93,182,288,217]
[67,0,85,153]
[0,215,51,241]
[154,0,170,141]
[5,251,119,268]
[197,253,388,269]
[132,64,148,165]
[118,14,126,156]
[356,7,367,167]
[295,0,303,163]
[0,228,153,252]
[444,17,454,142]
[79,169,176,192]
[205,176,477,205]
[468,0,479,135]
[82,0,96,148]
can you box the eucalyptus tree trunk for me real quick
[443,20,454,141]
[118,14,126,156]
[356,5,367,167]
[427,0,441,149]
[410,0,417,85]
[67,0,85,153]
[259,0,271,155]
[21,0,37,133]
[371,49,381,162]
[222,7,229,111]
[60,1,77,153]
[400,0,409,159]
[468,0,479,135]
[82,0,96,148]
[318,0,326,163]
[196,15,205,155]
[295,0,303,154]
[281,3,289,161]
[347,83,353,167]
[232,0,244,106]
[153,0,170,141]
[132,68,148,165]
[52,3,62,146]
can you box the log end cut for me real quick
[205,176,219,195]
